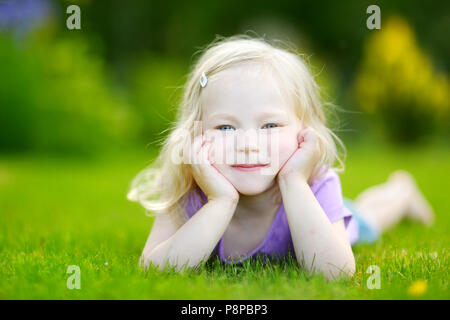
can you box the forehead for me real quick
[200,63,294,119]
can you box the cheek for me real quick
[270,129,298,167]
[208,135,233,164]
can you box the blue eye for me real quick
[262,123,278,129]
[217,125,234,131]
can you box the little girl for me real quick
[127,35,434,280]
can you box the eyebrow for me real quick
[207,110,288,121]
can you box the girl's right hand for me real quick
[188,135,239,204]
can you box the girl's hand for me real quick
[188,135,239,204]
[277,127,321,183]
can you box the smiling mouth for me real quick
[231,164,269,171]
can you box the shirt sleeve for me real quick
[184,187,208,219]
[310,168,352,225]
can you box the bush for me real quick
[129,55,185,148]
[0,30,138,155]
[354,16,450,144]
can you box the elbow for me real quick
[329,254,356,281]
[139,248,167,272]
[139,241,173,272]
[319,251,356,281]
[139,253,170,272]
[139,252,155,270]
[139,249,197,273]
[333,243,356,280]
[344,249,357,278]
[341,257,356,279]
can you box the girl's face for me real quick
[200,63,301,195]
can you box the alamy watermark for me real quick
[366,265,381,289]
[66,265,81,289]
[366,5,381,30]
[169,121,281,175]
[66,5,81,30]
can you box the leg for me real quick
[352,170,434,233]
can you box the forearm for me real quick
[145,198,237,271]
[278,177,355,280]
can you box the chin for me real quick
[214,164,280,196]
[231,178,276,196]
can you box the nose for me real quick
[236,131,259,153]
[237,144,259,153]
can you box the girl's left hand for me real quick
[277,127,321,183]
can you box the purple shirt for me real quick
[185,168,359,264]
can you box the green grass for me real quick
[0,142,448,299]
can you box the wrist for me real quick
[209,196,239,207]
[278,172,308,185]
[278,173,309,192]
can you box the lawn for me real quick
[0,142,448,299]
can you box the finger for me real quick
[190,137,199,164]
[201,134,207,147]
[300,129,320,159]
[297,130,305,146]
[191,135,204,164]
[207,142,216,164]
[297,128,308,147]
[199,141,211,167]
[305,128,317,140]
[299,128,316,146]
[198,135,211,161]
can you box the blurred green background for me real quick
[0,0,448,299]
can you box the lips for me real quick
[231,164,268,171]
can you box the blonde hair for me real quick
[127,34,346,226]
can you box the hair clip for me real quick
[200,72,208,88]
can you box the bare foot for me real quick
[388,170,435,226]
